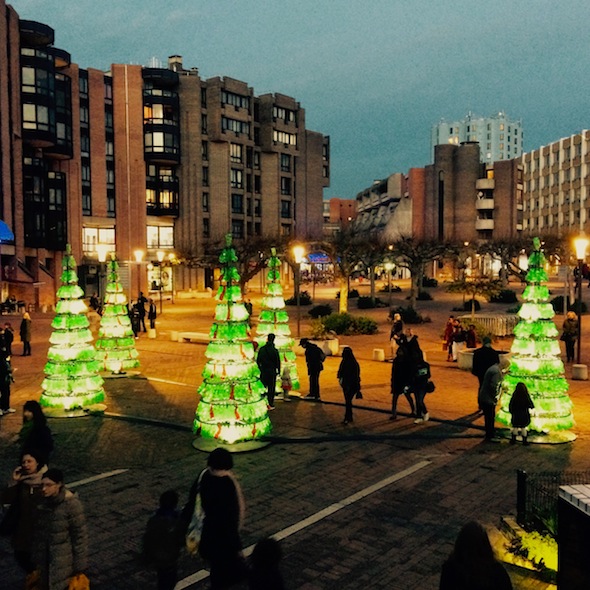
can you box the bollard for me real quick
[148,328,156,339]
[372,348,385,362]
[572,364,588,380]
[170,330,179,342]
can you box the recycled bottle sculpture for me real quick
[497,237,574,433]
[40,245,105,414]
[255,248,300,393]
[193,235,272,444]
[95,256,140,373]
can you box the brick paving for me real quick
[1,280,589,589]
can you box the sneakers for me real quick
[422,412,429,422]
[267,405,275,411]
[0,408,15,416]
[414,417,424,424]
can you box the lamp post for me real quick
[157,250,165,314]
[96,244,110,306]
[293,245,305,338]
[384,261,394,310]
[133,249,144,301]
[573,232,589,364]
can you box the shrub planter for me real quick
[458,348,511,371]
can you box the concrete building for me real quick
[322,197,357,237]
[431,111,523,165]
[520,130,590,237]
[0,2,329,305]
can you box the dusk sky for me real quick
[11,0,590,199]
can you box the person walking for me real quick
[390,332,416,420]
[143,490,184,590]
[248,537,285,590]
[137,291,148,332]
[19,400,54,465]
[561,310,579,362]
[1,451,48,576]
[19,311,32,356]
[299,338,325,401]
[389,313,404,358]
[129,300,141,338]
[192,448,247,590]
[443,316,455,362]
[3,321,14,355]
[0,351,15,416]
[509,382,535,445]
[337,346,361,425]
[32,468,88,590]
[256,334,281,409]
[451,320,467,362]
[478,358,508,441]
[439,520,512,590]
[465,324,477,349]
[148,298,157,330]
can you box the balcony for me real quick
[475,219,494,230]
[20,20,54,47]
[475,198,494,210]
[475,178,495,190]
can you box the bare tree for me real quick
[446,277,505,319]
[356,238,387,305]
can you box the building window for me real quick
[230,143,243,163]
[273,106,296,123]
[202,166,209,187]
[254,199,261,217]
[201,86,207,107]
[281,223,291,236]
[231,169,243,189]
[147,225,174,249]
[231,193,244,214]
[222,117,250,136]
[280,153,291,172]
[253,151,260,169]
[202,141,208,161]
[203,218,210,238]
[280,177,291,195]
[273,130,297,146]
[221,90,250,110]
[231,219,244,239]
[22,104,50,131]
[201,114,208,134]
[202,192,209,212]
[82,227,115,254]
[254,175,261,193]
[280,200,291,218]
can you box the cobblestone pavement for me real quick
[1,281,589,589]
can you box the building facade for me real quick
[322,197,357,237]
[431,111,523,165]
[0,2,330,305]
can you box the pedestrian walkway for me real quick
[1,280,588,589]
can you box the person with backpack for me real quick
[299,338,325,401]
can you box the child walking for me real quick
[143,490,184,590]
[509,382,535,445]
[280,366,292,402]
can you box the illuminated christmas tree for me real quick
[497,237,574,434]
[95,256,140,373]
[40,245,105,414]
[193,235,272,445]
[255,248,300,395]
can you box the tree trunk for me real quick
[409,272,419,309]
[339,279,348,313]
[369,266,376,304]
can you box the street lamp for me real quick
[96,244,110,306]
[384,261,394,310]
[157,250,165,314]
[293,245,305,338]
[573,232,589,364]
[133,249,144,300]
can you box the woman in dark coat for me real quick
[198,448,246,589]
[1,450,47,575]
[19,312,31,356]
[390,333,416,420]
[337,346,361,425]
[19,400,54,465]
[440,520,512,590]
[561,311,579,362]
[508,382,535,445]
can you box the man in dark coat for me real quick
[299,338,325,401]
[256,334,281,409]
[147,298,157,330]
[477,358,508,441]
[472,336,500,393]
[137,291,148,332]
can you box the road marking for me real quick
[176,459,431,589]
[68,469,129,488]
[146,377,195,388]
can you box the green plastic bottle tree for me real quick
[40,245,105,414]
[255,248,300,394]
[193,235,271,444]
[95,255,140,373]
[497,237,574,433]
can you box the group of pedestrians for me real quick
[443,316,476,362]
[129,291,158,337]
[1,401,88,590]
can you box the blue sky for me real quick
[11,0,590,199]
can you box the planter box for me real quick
[295,338,339,356]
[458,348,510,371]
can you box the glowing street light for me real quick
[96,244,111,304]
[384,261,394,309]
[573,232,589,364]
[293,245,306,338]
[133,249,144,301]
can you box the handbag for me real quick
[425,380,436,394]
[185,469,206,556]
[68,573,90,590]
[355,391,363,399]
[0,502,19,537]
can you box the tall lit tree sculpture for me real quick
[194,235,272,444]
[40,245,105,414]
[255,248,300,394]
[95,256,140,373]
[497,237,574,434]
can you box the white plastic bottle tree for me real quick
[497,237,574,435]
[255,248,300,393]
[40,244,105,414]
[95,255,140,373]
[193,235,271,444]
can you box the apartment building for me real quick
[520,131,590,237]
[431,111,523,165]
[0,2,329,305]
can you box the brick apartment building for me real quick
[0,1,329,306]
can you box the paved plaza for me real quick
[1,281,590,589]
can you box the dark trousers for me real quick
[22,341,31,355]
[343,387,354,421]
[261,373,277,407]
[565,338,576,361]
[156,566,177,590]
[149,318,156,329]
[0,382,10,411]
[391,388,415,417]
[309,370,321,399]
[482,403,496,438]
[139,316,147,332]
[414,386,428,418]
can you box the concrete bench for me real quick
[178,332,210,344]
